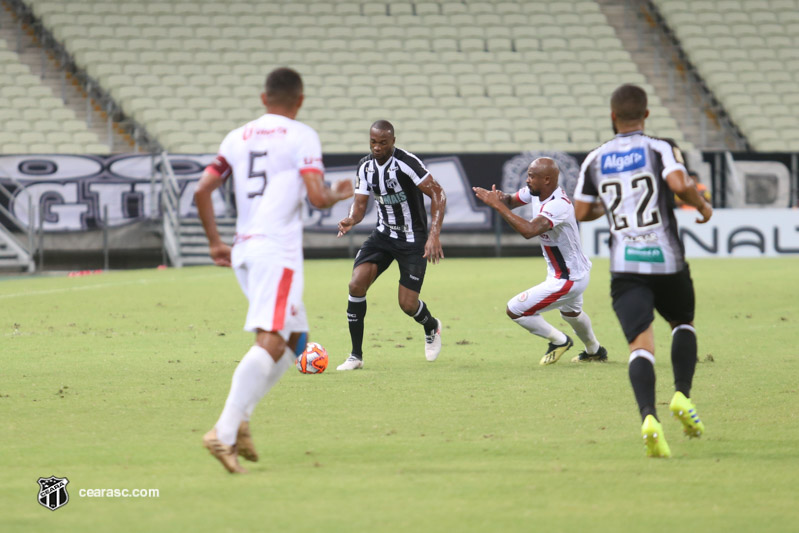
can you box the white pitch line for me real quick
[0,271,230,300]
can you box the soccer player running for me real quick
[573,84,713,458]
[194,68,353,473]
[473,157,607,366]
[335,120,446,370]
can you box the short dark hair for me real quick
[370,119,395,135]
[265,67,303,107]
[611,84,648,122]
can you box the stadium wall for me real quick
[1,151,797,269]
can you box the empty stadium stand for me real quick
[0,31,109,154]
[653,0,799,151]
[16,0,693,154]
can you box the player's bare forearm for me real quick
[477,186,548,238]
[303,171,354,209]
[194,171,231,266]
[666,170,712,223]
[428,189,446,239]
[337,194,367,237]
[499,205,550,239]
[677,186,712,222]
[418,176,446,262]
[574,200,605,222]
[419,176,446,234]
[195,172,222,246]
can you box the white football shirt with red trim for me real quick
[205,113,324,259]
[516,185,592,281]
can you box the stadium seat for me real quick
[11,0,693,153]
[654,0,799,149]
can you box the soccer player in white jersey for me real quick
[473,157,606,366]
[573,84,712,458]
[194,68,353,473]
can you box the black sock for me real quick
[629,353,657,421]
[672,326,697,397]
[347,295,366,359]
[413,300,437,335]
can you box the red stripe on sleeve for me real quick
[522,280,574,316]
[271,268,294,331]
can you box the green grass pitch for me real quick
[2,257,798,532]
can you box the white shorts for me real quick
[507,275,589,317]
[232,246,307,339]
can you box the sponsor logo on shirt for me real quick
[384,222,410,232]
[242,126,287,140]
[624,246,665,263]
[601,148,646,174]
[376,191,407,205]
[623,232,658,243]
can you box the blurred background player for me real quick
[473,157,607,366]
[335,120,446,370]
[194,67,353,473]
[573,83,712,458]
[674,170,712,210]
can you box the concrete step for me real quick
[0,5,137,153]
[596,0,733,150]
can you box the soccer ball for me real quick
[296,342,328,374]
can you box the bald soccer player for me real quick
[473,157,607,365]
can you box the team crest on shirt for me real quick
[518,292,528,302]
[385,176,400,190]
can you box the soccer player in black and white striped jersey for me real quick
[574,84,713,458]
[335,120,446,370]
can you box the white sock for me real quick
[244,347,293,419]
[561,312,601,354]
[215,345,278,445]
[512,314,568,345]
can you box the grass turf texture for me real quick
[1,258,798,532]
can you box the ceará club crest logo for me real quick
[37,476,70,511]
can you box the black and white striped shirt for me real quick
[574,131,687,274]
[354,148,431,243]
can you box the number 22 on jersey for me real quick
[599,172,661,232]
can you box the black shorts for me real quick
[353,230,427,293]
[610,265,695,343]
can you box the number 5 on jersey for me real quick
[247,151,268,198]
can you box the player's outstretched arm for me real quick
[302,170,354,210]
[194,170,231,267]
[419,175,446,264]
[574,200,606,222]
[337,194,368,237]
[472,187,552,239]
[666,169,713,223]
[473,186,550,239]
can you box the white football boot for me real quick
[424,319,442,361]
[336,354,364,371]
